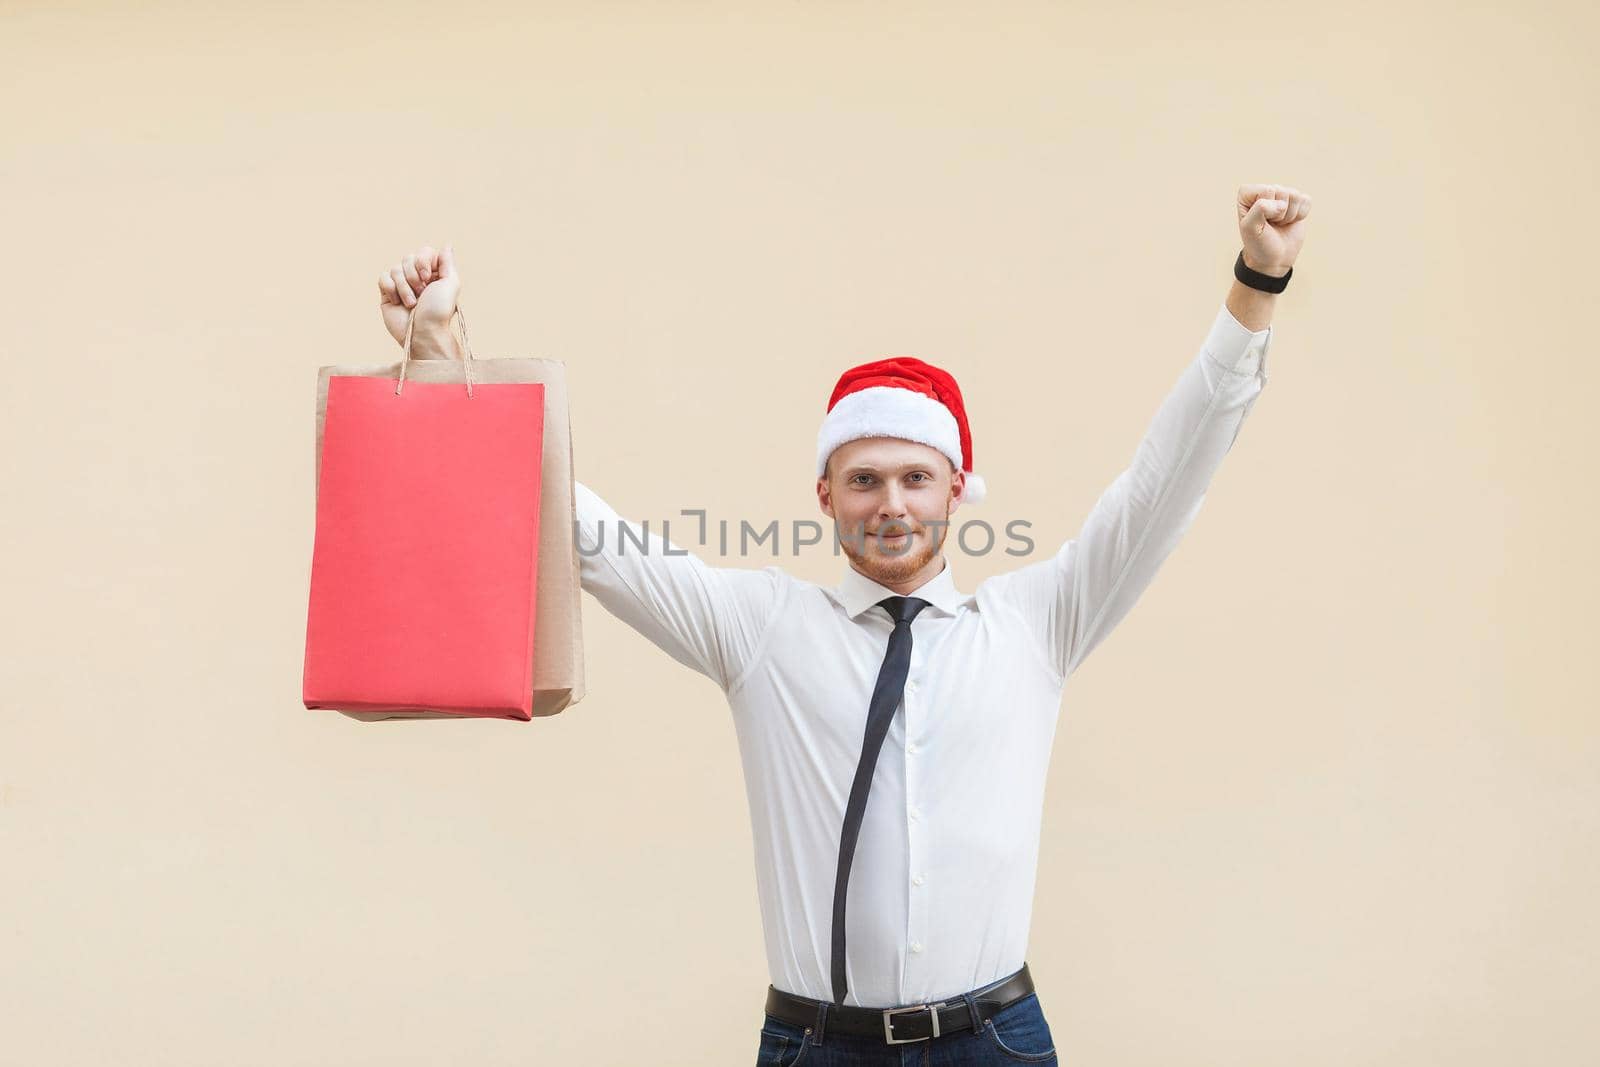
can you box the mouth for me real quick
[872,530,913,544]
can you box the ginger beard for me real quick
[819,438,963,587]
[839,508,946,585]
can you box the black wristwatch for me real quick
[1234,249,1292,293]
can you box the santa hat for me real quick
[816,356,987,504]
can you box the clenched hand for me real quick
[376,244,463,359]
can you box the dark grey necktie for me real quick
[830,594,931,1005]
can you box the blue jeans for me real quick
[756,991,1058,1065]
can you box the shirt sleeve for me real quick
[573,480,787,691]
[982,301,1272,681]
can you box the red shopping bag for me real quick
[302,310,547,720]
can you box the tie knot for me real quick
[878,595,930,626]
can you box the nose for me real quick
[878,483,909,521]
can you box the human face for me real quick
[817,437,968,591]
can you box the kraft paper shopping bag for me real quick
[302,305,585,721]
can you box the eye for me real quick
[851,474,874,486]
[908,472,929,483]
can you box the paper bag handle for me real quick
[396,302,479,398]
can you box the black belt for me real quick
[764,962,1035,1045]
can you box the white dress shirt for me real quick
[572,302,1272,1008]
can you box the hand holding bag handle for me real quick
[396,302,479,397]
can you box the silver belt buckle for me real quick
[882,1003,940,1044]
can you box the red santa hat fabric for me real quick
[816,356,987,504]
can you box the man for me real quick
[377,183,1310,1065]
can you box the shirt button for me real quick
[911,941,924,953]
[913,874,925,886]
[905,681,918,694]
[907,742,919,755]
[909,806,921,821]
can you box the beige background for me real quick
[2,1,1595,1064]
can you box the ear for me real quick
[817,475,834,519]
[960,471,986,504]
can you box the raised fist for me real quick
[376,244,462,357]
[1237,184,1311,277]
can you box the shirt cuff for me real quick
[1202,302,1273,374]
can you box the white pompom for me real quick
[962,470,987,504]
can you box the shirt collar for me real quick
[831,556,973,620]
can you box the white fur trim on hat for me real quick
[816,385,963,479]
[961,470,987,504]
